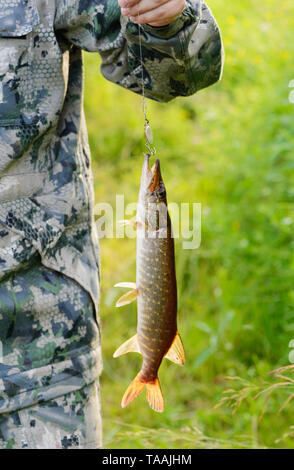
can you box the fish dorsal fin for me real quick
[165,332,185,365]
[113,334,141,358]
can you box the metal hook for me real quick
[145,141,156,156]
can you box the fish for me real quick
[114,154,185,413]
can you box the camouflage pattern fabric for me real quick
[0,253,102,415]
[0,381,102,449]
[0,0,223,444]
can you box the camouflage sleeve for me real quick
[55,0,224,102]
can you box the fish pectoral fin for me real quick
[113,334,141,358]
[118,218,137,227]
[165,331,185,366]
[115,288,138,307]
[114,282,137,289]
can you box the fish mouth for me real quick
[144,156,162,194]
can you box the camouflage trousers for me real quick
[0,380,102,449]
[0,253,102,449]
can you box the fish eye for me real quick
[157,190,166,200]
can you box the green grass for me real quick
[83,0,294,448]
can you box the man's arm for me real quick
[55,0,224,102]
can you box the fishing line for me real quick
[135,4,157,156]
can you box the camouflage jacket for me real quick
[0,0,222,363]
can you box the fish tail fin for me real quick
[121,373,164,413]
[146,377,164,413]
[121,373,145,409]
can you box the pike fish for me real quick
[114,155,185,413]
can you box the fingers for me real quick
[118,0,186,27]
[132,0,186,27]
[118,0,139,7]
[120,0,170,17]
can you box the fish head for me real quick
[138,154,168,231]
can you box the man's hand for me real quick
[118,0,186,27]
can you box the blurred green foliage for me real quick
[84,0,294,448]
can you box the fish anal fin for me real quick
[146,377,164,413]
[115,289,138,307]
[113,334,140,358]
[165,331,185,366]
